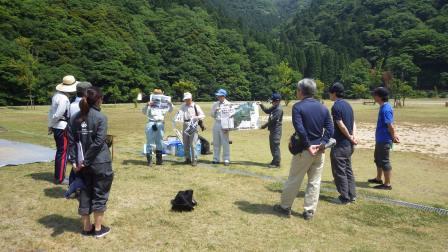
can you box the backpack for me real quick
[171,190,197,211]
[198,135,212,155]
[288,132,302,155]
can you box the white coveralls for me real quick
[211,99,231,163]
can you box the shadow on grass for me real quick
[122,159,179,166]
[27,172,54,183]
[230,160,269,168]
[44,187,66,198]
[321,180,371,189]
[234,200,303,217]
[38,214,80,237]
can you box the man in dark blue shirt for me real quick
[274,78,334,220]
[368,87,400,190]
[329,83,358,204]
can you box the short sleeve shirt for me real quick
[331,99,354,146]
[375,102,394,143]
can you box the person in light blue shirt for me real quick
[368,87,400,190]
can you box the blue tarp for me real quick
[0,139,54,167]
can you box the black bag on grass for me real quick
[198,135,212,155]
[171,190,197,211]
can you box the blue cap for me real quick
[271,93,282,101]
[215,89,227,97]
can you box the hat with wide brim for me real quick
[56,75,78,93]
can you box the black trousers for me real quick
[330,144,356,201]
[79,163,114,216]
[269,128,282,165]
[52,128,68,183]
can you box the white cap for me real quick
[183,92,192,100]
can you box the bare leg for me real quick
[384,171,391,185]
[376,168,383,180]
[81,215,91,231]
[94,212,104,231]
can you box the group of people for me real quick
[142,88,234,167]
[273,79,399,220]
[48,75,113,238]
[47,74,399,237]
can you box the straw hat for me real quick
[56,75,78,93]
[152,88,163,95]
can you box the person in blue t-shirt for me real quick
[329,82,358,204]
[368,87,400,190]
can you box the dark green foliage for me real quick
[0,0,280,105]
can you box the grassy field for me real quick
[0,99,448,251]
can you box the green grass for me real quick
[0,100,447,251]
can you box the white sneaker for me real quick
[224,160,230,166]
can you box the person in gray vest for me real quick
[259,93,283,168]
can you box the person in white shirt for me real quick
[48,75,78,184]
[142,89,173,166]
[70,82,92,118]
[211,89,231,166]
[179,92,205,166]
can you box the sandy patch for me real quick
[356,122,448,158]
[271,116,448,158]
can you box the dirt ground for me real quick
[273,116,448,159]
[356,122,448,159]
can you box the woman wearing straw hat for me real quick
[142,89,173,166]
[48,75,78,184]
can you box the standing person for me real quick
[259,93,283,168]
[368,87,400,190]
[329,82,358,204]
[48,75,78,184]
[179,92,205,166]
[273,79,333,220]
[68,87,114,238]
[142,89,173,166]
[70,82,92,118]
[211,89,231,166]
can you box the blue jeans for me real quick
[145,121,164,154]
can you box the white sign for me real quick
[150,94,171,110]
[220,102,260,130]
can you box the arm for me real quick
[167,101,174,113]
[210,103,217,118]
[48,96,69,126]
[259,104,274,114]
[336,120,357,145]
[322,109,334,145]
[292,105,310,149]
[83,116,108,167]
[142,104,149,115]
[387,123,400,143]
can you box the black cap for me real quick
[329,82,344,94]
[271,93,282,101]
[372,87,389,98]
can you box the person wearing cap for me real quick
[368,87,400,190]
[211,89,231,166]
[142,89,173,166]
[273,79,333,220]
[70,81,92,118]
[259,93,283,168]
[329,82,358,204]
[48,75,78,184]
[178,92,205,166]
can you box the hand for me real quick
[147,101,153,106]
[48,127,53,135]
[72,163,81,172]
[393,135,400,144]
[350,135,358,145]
[307,145,320,156]
[256,101,261,105]
[260,124,267,130]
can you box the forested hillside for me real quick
[0,0,447,105]
[0,0,284,105]
[278,0,448,97]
